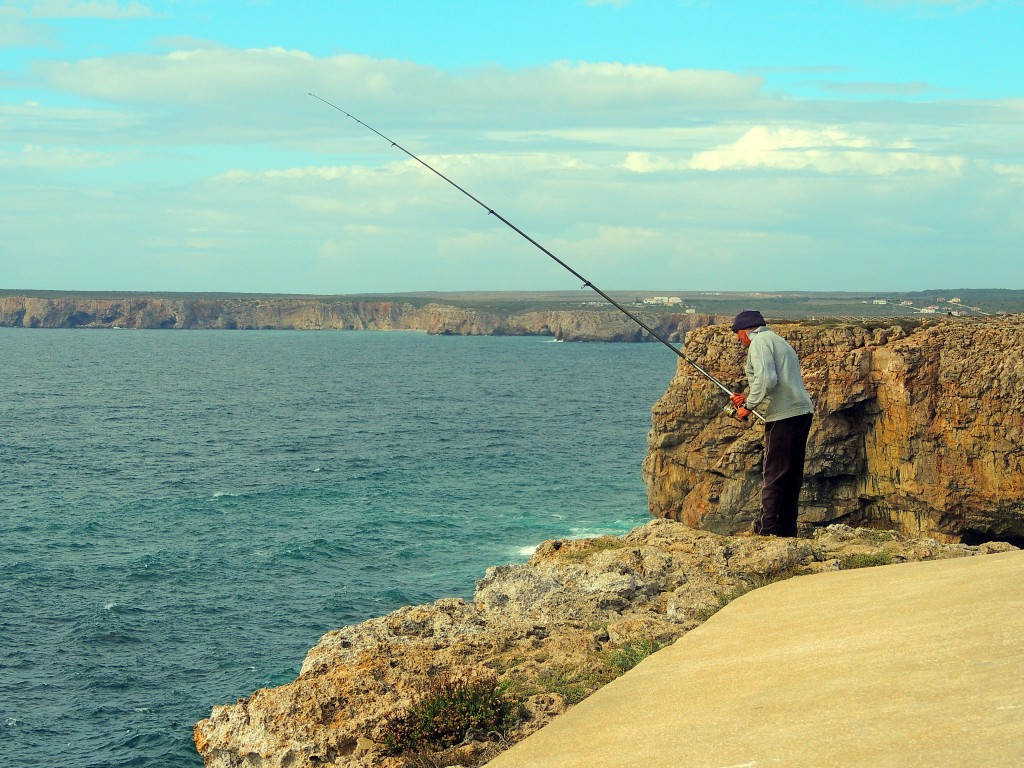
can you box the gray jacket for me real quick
[744,326,814,422]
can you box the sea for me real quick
[0,327,678,768]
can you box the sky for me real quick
[1,0,1022,295]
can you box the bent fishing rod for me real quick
[309,93,764,423]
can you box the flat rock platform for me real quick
[485,550,1024,768]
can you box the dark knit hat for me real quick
[731,309,766,332]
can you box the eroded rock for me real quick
[194,520,1015,767]
[643,317,1024,542]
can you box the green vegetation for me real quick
[529,664,613,706]
[604,638,663,675]
[381,673,520,756]
[838,550,894,570]
[509,637,665,709]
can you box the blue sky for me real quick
[1,0,1022,294]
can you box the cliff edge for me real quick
[484,548,1024,768]
[194,522,1015,767]
[644,316,1024,543]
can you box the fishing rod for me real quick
[309,93,764,423]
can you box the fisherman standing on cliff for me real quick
[729,310,814,537]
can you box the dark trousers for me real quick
[756,412,813,537]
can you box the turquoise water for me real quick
[0,328,677,768]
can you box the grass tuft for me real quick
[381,673,520,756]
[839,551,894,569]
[603,638,663,675]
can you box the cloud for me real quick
[27,47,766,155]
[0,143,117,168]
[0,18,54,46]
[6,46,1024,292]
[685,125,968,175]
[36,47,762,117]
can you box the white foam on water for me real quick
[513,527,627,561]
[567,526,624,540]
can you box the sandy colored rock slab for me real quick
[484,550,1024,768]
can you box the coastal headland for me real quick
[3,288,1024,338]
[191,312,1024,768]
[0,292,716,342]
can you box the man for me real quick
[729,309,814,537]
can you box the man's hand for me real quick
[729,392,751,421]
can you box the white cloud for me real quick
[685,125,967,175]
[5,46,1024,292]
[36,47,761,121]
[0,18,54,46]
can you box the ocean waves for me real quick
[0,329,675,768]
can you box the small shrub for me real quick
[382,673,519,756]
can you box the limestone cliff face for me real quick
[193,521,1015,768]
[0,295,716,342]
[643,317,1024,543]
[0,296,423,331]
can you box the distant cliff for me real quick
[643,316,1024,543]
[0,295,720,343]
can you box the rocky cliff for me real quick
[193,521,1015,768]
[0,295,718,342]
[643,316,1024,543]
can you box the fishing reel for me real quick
[723,403,752,421]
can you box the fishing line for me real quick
[309,93,764,422]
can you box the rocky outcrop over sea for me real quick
[644,316,1024,544]
[193,522,1016,767]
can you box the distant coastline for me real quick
[3,289,1023,341]
[0,292,722,342]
